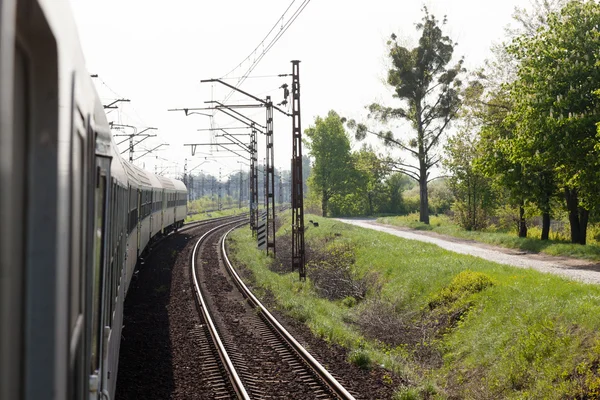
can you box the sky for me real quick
[68,0,527,179]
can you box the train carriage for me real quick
[174,179,188,229]
[157,175,178,233]
[0,0,188,399]
[147,172,164,239]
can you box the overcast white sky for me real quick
[68,0,527,178]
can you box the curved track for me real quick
[190,222,356,399]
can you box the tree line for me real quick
[305,0,600,245]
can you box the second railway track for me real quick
[191,221,356,399]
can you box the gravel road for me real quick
[336,218,600,285]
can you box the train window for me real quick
[70,128,85,337]
[90,173,106,372]
[69,116,86,400]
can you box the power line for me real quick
[220,0,312,103]
[220,74,286,80]
[220,0,297,79]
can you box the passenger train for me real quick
[0,0,188,398]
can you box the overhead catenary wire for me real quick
[220,0,312,103]
[220,74,287,80]
[220,0,298,79]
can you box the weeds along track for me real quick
[190,222,356,399]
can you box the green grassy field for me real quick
[185,206,248,223]
[378,214,600,262]
[227,214,600,399]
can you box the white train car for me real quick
[0,0,188,399]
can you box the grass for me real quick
[185,206,248,223]
[227,213,600,399]
[378,213,600,262]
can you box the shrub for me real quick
[309,242,379,301]
[393,387,420,400]
[428,270,494,310]
[349,349,372,370]
[342,296,357,308]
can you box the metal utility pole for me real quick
[238,166,243,209]
[199,79,291,254]
[291,60,306,280]
[112,124,157,163]
[184,158,189,200]
[218,168,222,210]
[250,127,259,234]
[265,96,276,255]
[191,176,195,201]
[278,175,283,209]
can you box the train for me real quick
[0,0,188,399]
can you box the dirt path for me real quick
[336,218,600,285]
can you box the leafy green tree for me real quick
[457,79,531,237]
[353,145,389,215]
[427,178,454,215]
[507,0,600,244]
[348,8,464,224]
[472,0,566,239]
[305,111,355,217]
[444,128,495,230]
[385,173,414,214]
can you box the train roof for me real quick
[156,175,187,192]
[144,170,163,190]
[109,145,187,193]
[110,150,129,187]
[172,179,187,192]
[156,175,176,190]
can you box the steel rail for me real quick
[221,224,356,400]
[180,212,249,233]
[191,220,251,400]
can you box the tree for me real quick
[348,8,464,224]
[444,128,495,230]
[472,0,570,240]
[304,111,354,217]
[507,0,600,244]
[385,173,414,214]
[508,0,567,38]
[353,145,389,215]
[460,79,532,238]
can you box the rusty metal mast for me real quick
[291,60,306,279]
[265,97,276,255]
[250,126,259,234]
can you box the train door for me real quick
[173,192,177,226]
[147,189,154,243]
[90,152,110,399]
[1,10,28,398]
[137,189,141,256]
[161,189,165,233]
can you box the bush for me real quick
[429,270,494,310]
[393,387,420,400]
[451,200,489,231]
[349,349,372,370]
[309,242,378,300]
[342,296,357,308]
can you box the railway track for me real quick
[142,213,249,258]
[189,220,356,399]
